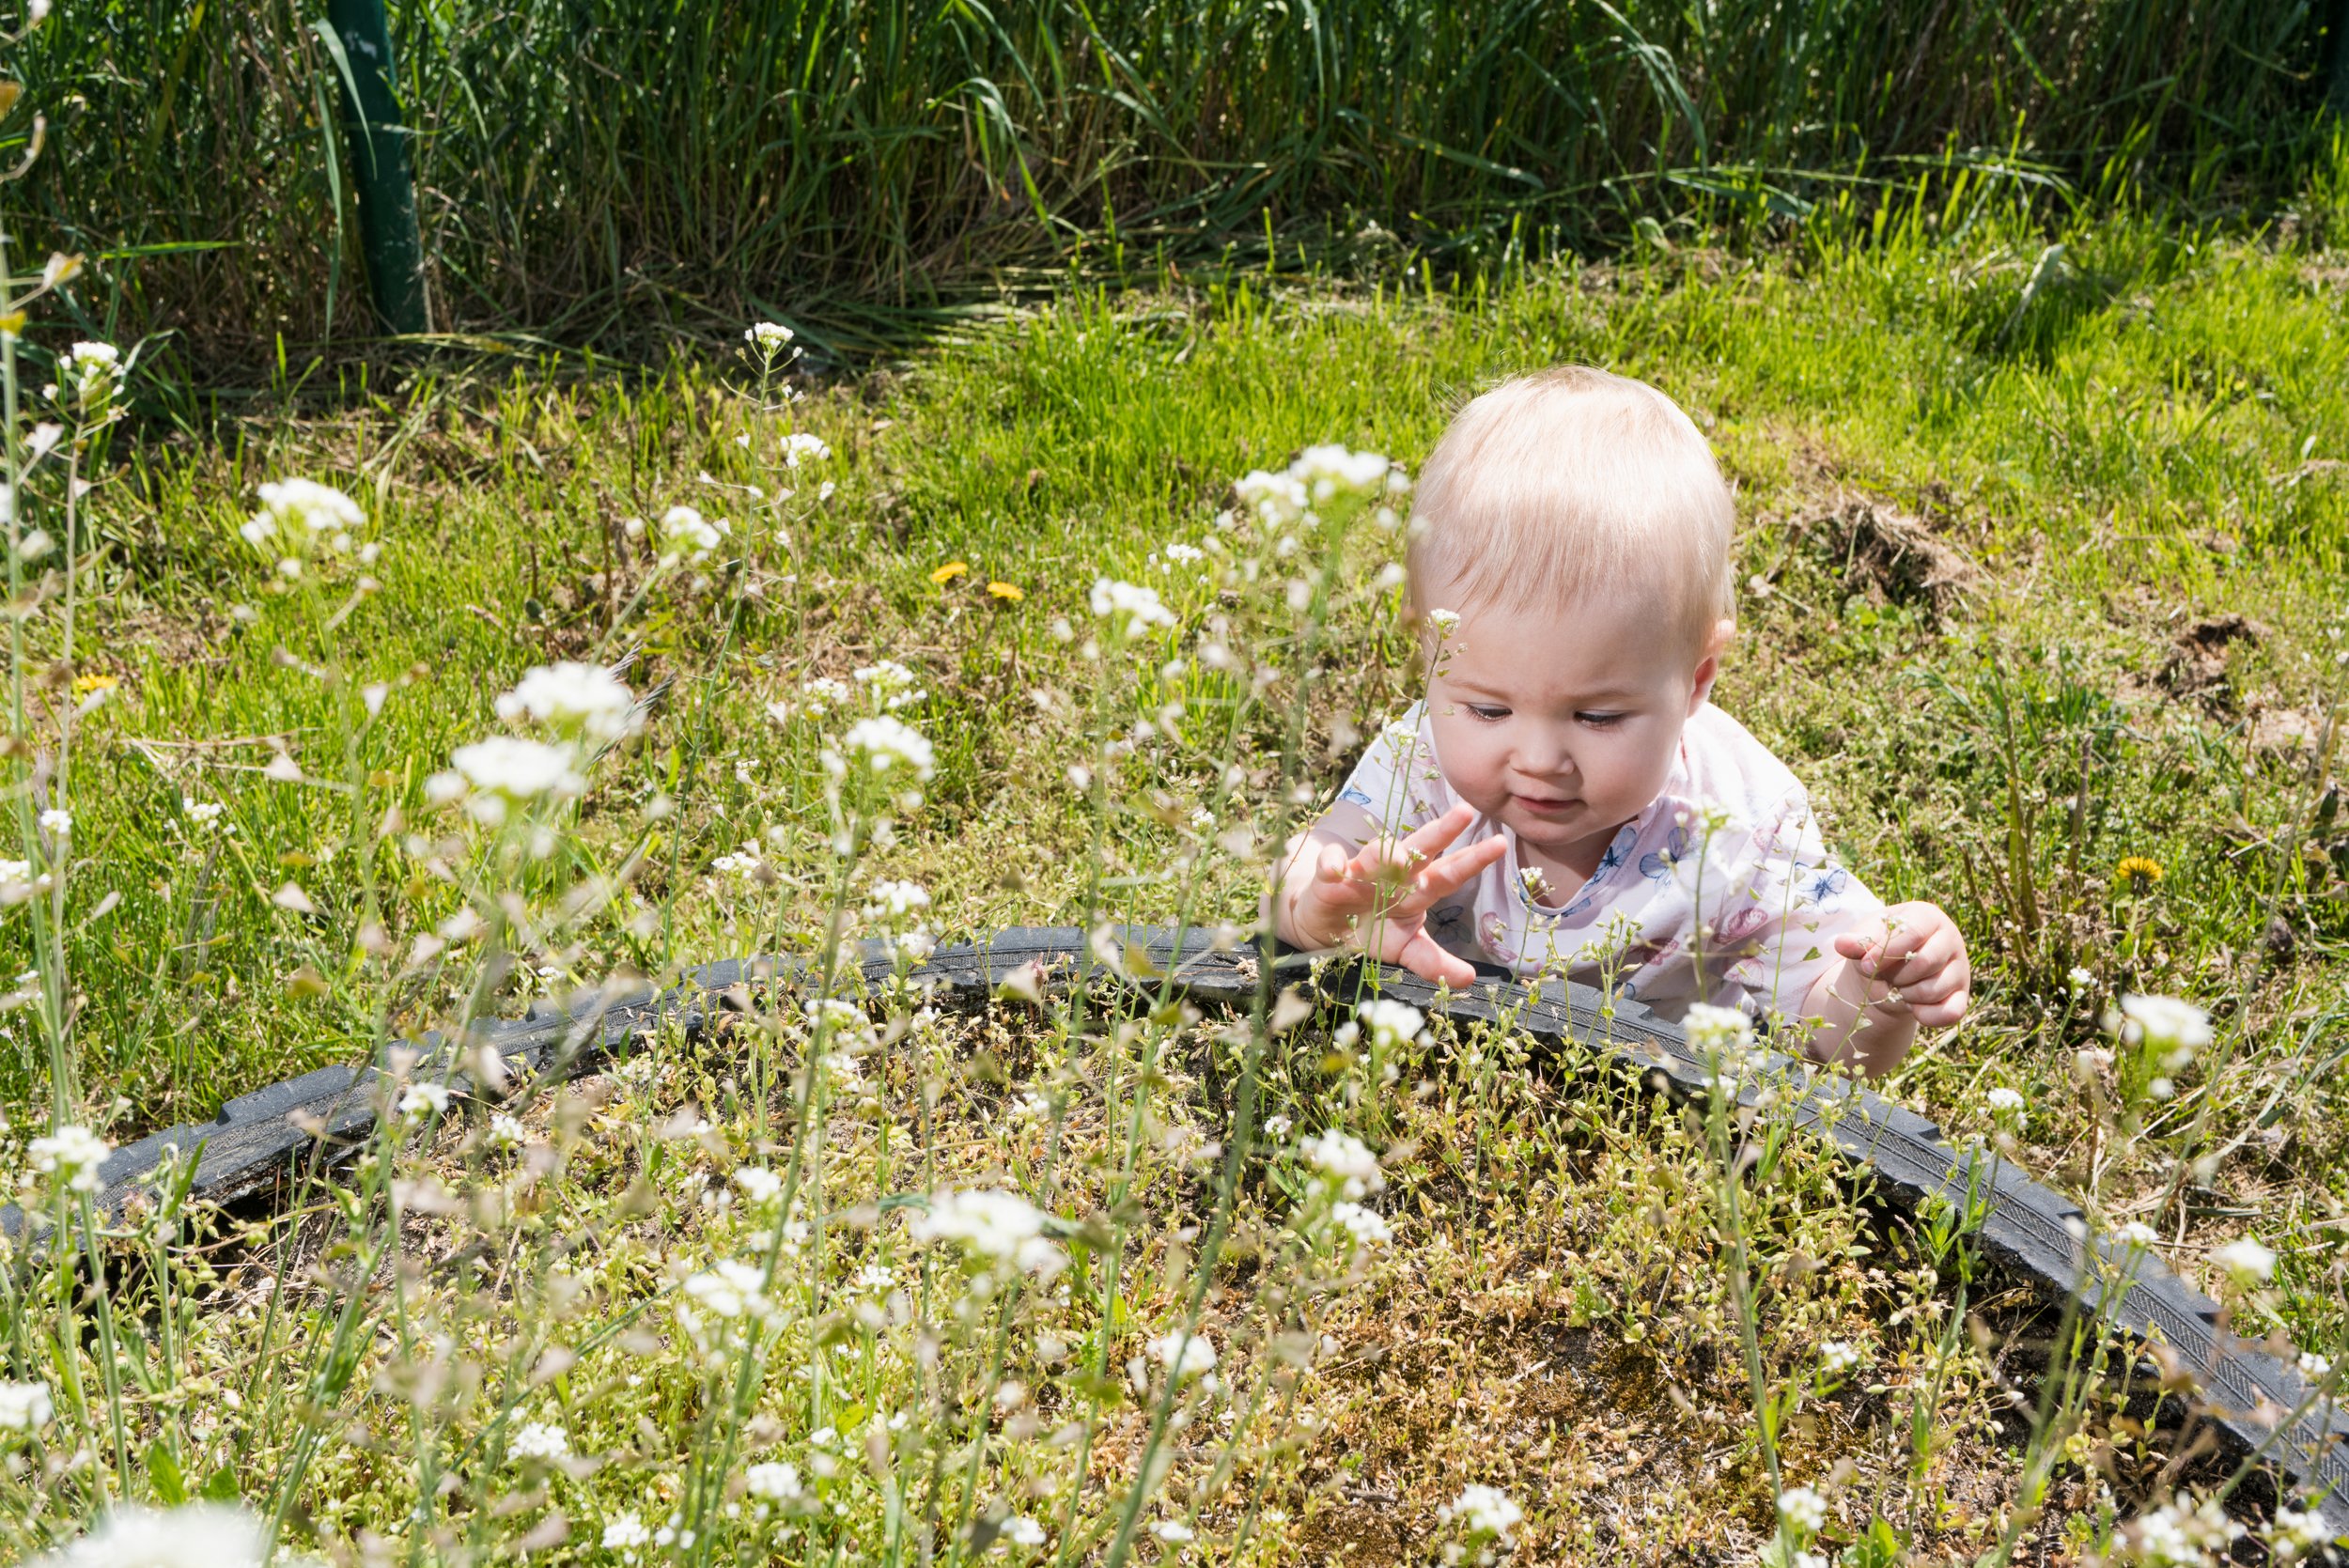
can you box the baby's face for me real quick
[1423,585,1721,876]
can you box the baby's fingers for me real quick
[1397,803,1482,864]
[1397,834,1510,910]
[1396,927,1480,989]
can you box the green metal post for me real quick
[325,0,428,334]
[2330,0,2349,120]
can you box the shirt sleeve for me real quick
[1702,789,1884,1021]
[1331,703,1447,837]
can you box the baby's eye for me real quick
[1577,711,1626,729]
[1465,705,1510,722]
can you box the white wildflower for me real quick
[0,1381,53,1432]
[509,1421,569,1462]
[2115,994,2213,1069]
[658,504,729,564]
[2264,1505,2330,1563]
[1088,578,1176,638]
[245,478,366,575]
[1439,1483,1523,1545]
[851,660,925,709]
[2067,965,2094,992]
[2124,1492,2240,1565]
[487,1112,526,1149]
[1778,1484,1828,1536]
[38,808,69,836]
[1149,1329,1217,1383]
[782,432,832,465]
[681,1259,774,1322]
[494,662,640,744]
[1149,1520,1194,1545]
[1817,1340,1865,1376]
[28,1123,109,1194]
[2115,1221,2160,1248]
[2212,1236,2276,1287]
[745,321,794,350]
[839,715,935,782]
[999,1514,1045,1547]
[744,1461,803,1502]
[602,1512,653,1552]
[1355,997,1426,1050]
[29,1504,270,1568]
[1301,1129,1383,1201]
[63,340,121,411]
[1985,1086,2027,1117]
[733,1166,783,1207]
[911,1188,1063,1276]
[1331,1202,1392,1246]
[397,1082,449,1122]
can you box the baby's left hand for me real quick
[1833,901,1971,1028]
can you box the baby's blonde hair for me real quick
[1408,365,1736,653]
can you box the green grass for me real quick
[9,0,2340,374]
[24,176,2349,1377]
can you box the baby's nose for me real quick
[1516,731,1578,776]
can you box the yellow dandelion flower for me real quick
[2115,855,2165,887]
[929,560,969,585]
[71,673,118,695]
[987,582,1024,602]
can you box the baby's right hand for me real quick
[1284,803,1509,988]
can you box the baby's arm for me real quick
[1799,901,1971,1075]
[1268,802,1507,988]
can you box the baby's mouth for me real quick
[1511,794,1579,816]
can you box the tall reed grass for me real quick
[9,0,2338,372]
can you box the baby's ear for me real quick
[1690,617,1736,706]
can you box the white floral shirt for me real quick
[1331,701,1881,1021]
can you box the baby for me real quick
[1271,367,1969,1074]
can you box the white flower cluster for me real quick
[2123,1492,2240,1566]
[1684,1001,1761,1097]
[1232,444,1405,551]
[1331,1201,1392,1247]
[852,660,925,709]
[397,1082,450,1123]
[1439,1483,1523,1550]
[782,431,831,466]
[494,662,641,745]
[30,1505,275,1568]
[2212,1235,2276,1287]
[681,1259,777,1327]
[2110,994,2211,1100]
[1778,1483,1828,1536]
[2263,1505,2331,1563]
[1347,997,1429,1053]
[657,504,730,565]
[863,877,936,963]
[788,675,852,720]
[1089,578,1177,639]
[1985,1085,2027,1118]
[1149,1328,1219,1384]
[1816,1340,1865,1377]
[61,340,121,413]
[744,1460,804,1514]
[28,1123,110,1194]
[910,1188,1064,1278]
[833,715,936,784]
[745,320,795,352]
[430,736,589,827]
[0,856,51,906]
[241,478,376,580]
[0,1380,53,1432]
[1302,1129,1384,1202]
[509,1421,569,1462]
